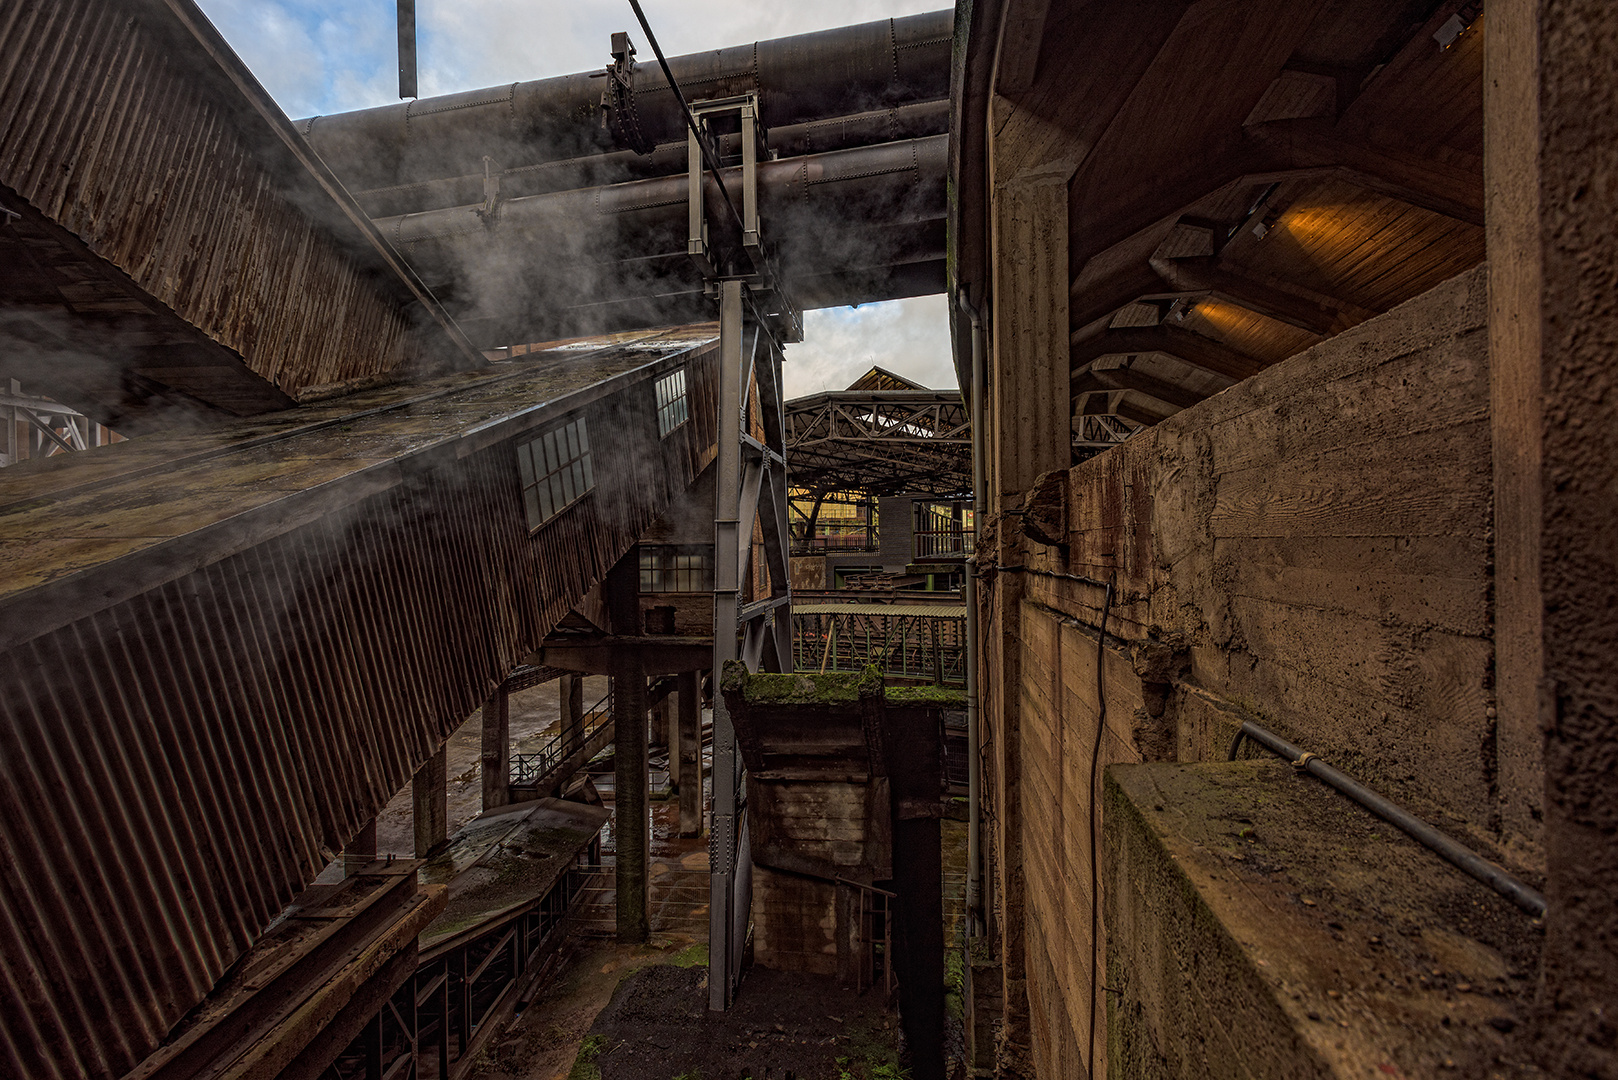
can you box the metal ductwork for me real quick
[297,11,953,200]
[298,13,953,342]
[374,135,948,346]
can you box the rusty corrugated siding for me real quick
[0,331,719,1079]
[0,0,453,400]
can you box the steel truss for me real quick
[676,90,798,1010]
[784,390,971,498]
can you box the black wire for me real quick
[624,0,747,238]
[1085,576,1115,1078]
[990,563,1113,590]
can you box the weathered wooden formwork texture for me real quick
[0,0,466,413]
[1016,599,1146,1080]
[0,331,718,1080]
[996,265,1494,1080]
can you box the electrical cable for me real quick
[1229,721,1547,918]
[1085,576,1115,1078]
[625,0,748,238]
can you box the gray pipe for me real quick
[347,99,951,219]
[1228,720,1547,918]
[964,298,986,939]
[376,136,947,346]
[297,11,953,193]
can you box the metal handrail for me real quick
[509,687,613,786]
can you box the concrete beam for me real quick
[480,686,510,811]
[412,746,447,857]
[529,636,712,675]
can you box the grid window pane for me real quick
[656,367,690,437]
[515,415,596,529]
[637,544,714,592]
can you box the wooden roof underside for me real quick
[993,0,1485,428]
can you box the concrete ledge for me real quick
[1104,761,1542,1079]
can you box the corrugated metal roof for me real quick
[0,326,717,1080]
[0,0,477,427]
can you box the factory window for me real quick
[516,416,594,529]
[655,367,689,437]
[639,545,713,592]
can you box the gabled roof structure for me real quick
[784,370,968,497]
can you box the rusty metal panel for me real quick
[0,329,718,1080]
[0,0,469,406]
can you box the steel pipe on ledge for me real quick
[1228,720,1547,918]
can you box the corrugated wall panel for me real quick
[0,340,719,1079]
[0,0,437,400]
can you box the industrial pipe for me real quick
[376,135,947,346]
[346,99,951,219]
[298,11,953,193]
[1228,720,1547,918]
[962,296,985,939]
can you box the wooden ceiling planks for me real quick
[1038,0,1486,424]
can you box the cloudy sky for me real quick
[194,0,957,398]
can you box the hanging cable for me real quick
[1085,576,1115,1077]
[625,0,747,238]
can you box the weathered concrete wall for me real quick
[988,264,1505,1079]
[1526,0,1618,1071]
[753,867,840,975]
[1104,762,1540,1080]
[1052,264,1497,833]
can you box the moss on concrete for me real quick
[883,685,966,708]
[723,661,882,705]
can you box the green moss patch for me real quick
[883,685,966,708]
[724,662,881,705]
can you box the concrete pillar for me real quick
[412,745,447,857]
[1485,0,1546,865]
[343,817,376,876]
[982,162,1073,1074]
[561,674,584,746]
[1491,2,1618,1072]
[613,654,650,942]
[677,670,702,837]
[480,684,509,811]
[650,693,669,749]
[990,165,1075,506]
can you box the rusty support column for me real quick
[678,670,702,837]
[710,279,747,1009]
[413,745,447,857]
[650,694,669,749]
[613,654,650,942]
[481,683,510,811]
[561,673,584,746]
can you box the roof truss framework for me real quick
[955,0,1489,434]
[784,389,970,497]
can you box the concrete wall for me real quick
[985,264,1502,1079]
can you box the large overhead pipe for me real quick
[376,135,948,346]
[341,99,950,219]
[297,11,953,195]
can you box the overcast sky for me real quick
[193,0,957,398]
